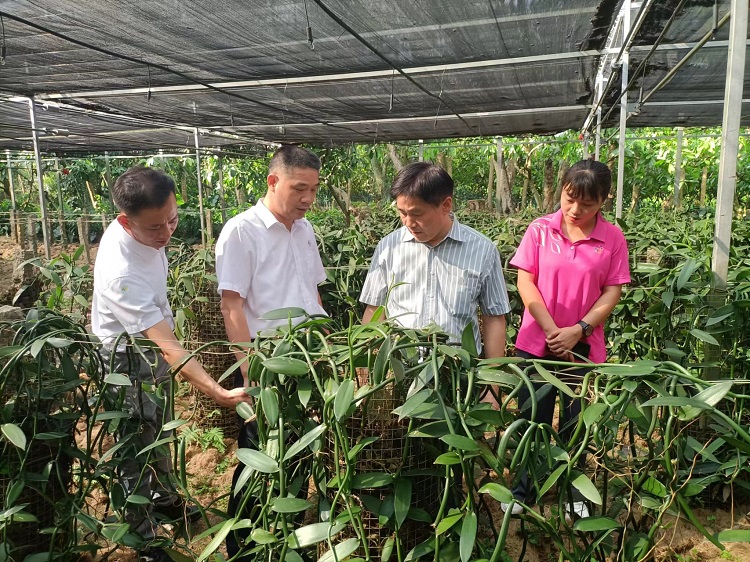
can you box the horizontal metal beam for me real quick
[256,7,598,52]
[2,97,274,147]
[37,52,601,100]
[232,105,588,131]
[645,99,750,105]
[33,40,740,102]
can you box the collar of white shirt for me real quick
[113,218,162,260]
[255,198,306,232]
[401,214,467,245]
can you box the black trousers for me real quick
[226,370,259,560]
[511,350,590,503]
[225,370,311,558]
[101,347,177,541]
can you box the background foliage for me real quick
[2,127,749,244]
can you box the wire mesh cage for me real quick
[0,441,72,560]
[187,280,239,441]
[321,370,442,557]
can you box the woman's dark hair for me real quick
[112,166,176,216]
[561,159,611,201]
[390,162,453,206]
[268,145,321,174]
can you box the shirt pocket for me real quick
[445,270,481,319]
[300,236,322,281]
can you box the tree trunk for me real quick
[542,159,556,212]
[521,172,530,210]
[181,167,189,205]
[678,168,686,209]
[235,182,247,207]
[486,155,494,208]
[699,166,708,207]
[494,157,517,215]
[372,156,386,202]
[387,144,404,172]
[493,157,502,215]
[520,144,541,210]
[604,155,616,212]
[328,183,351,226]
[553,160,570,205]
[1,171,9,202]
[629,184,640,213]
[505,158,517,212]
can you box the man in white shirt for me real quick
[215,145,326,559]
[92,166,251,561]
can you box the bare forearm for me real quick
[482,314,506,358]
[581,285,623,329]
[224,311,252,362]
[220,296,253,364]
[142,320,250,407]
[362,304,380,324]
[546,285,624,358]
[173,354,224,396]
[517,271,557,335]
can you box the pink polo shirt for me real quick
[510,210,631,363]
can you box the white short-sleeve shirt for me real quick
[215,199,327,339]
[92,219,174,350]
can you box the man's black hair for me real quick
[390,162,453,206]
[112,166,176,216]
[268,145,321,174]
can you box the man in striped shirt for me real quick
[360,162,511,364]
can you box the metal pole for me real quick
[55,158,64,210]
[55,157,67,244]
[217,152,227,223]
[105,151,115,215]
[712,0,747,290]
[418,139,424,162]
[495,136,503,211]
[615,0,631,220]
[673,127,684,208]
[595,106,602,161]
[583,134,590,159]
[5,150,15,211]
[28,98,51,259]
[6,150,17,243]
[194,128,207,247]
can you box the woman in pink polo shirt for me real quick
[504,159,631,517]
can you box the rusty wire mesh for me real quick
[0,442,72,559]
[187,280,239,440]
[321,371,442,557]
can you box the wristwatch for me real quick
[577,320,594,337]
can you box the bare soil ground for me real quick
[0,236,23,305]
[0,235,99,306]
[3,235,750,561]
[481,493,750,562]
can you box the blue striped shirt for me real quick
[360,217,511,351]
